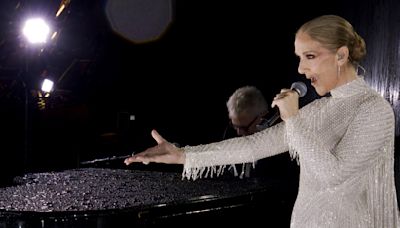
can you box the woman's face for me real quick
[294,32,339,96]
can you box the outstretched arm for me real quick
[124,129,185,165]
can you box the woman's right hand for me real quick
[271,88,299,121]
[124,129,185,165]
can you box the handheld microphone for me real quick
[256,81,307,130]
[290,81,308,98]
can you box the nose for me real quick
[298,60,306,75]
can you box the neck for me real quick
[336,64,358,87]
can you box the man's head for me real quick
[226,86,268,136]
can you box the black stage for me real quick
[0,168,297,227]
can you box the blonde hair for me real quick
[297,15,366,65]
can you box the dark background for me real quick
[0,0,398,194]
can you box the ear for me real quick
[336,46,349,64]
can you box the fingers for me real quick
[271,100,277,108]
[124,154,150,165]
[125,130,158,165]
[271,89,298,108]
[124,129,184,166]
[124,148,154,165]
[124,143,164,165]
[124,156,139,165]
[272,90,288,108]
[274,89,292,100]
[151,129,166,144]
[124,151,166,165]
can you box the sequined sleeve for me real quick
[182,122,289,180]
[286,95,394,186]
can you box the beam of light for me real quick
[56,0,70,17]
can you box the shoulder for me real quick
[298,96,328,114]
[362,90,393,112]
[358,91,394,122]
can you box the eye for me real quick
[306,54,315,59]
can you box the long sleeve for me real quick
[285,95,394,186]
[287,77,399,228]
[182,121,289,180]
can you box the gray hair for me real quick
[226,86,268,118]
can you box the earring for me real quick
[356,64,366,76]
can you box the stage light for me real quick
[41,78,54,93]
[22,18,51,44]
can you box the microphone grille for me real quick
[290,81,307,97]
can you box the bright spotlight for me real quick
[22,18,50,44]
[41,78,54,93]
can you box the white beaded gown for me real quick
[182,77,400,228]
